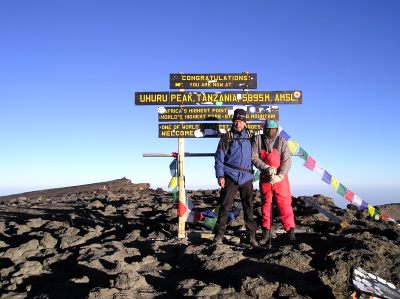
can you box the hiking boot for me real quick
[212,235,223,246]
[259,228,271,246]
[288,228,296,244]
[248,231,258,246]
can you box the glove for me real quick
[270,174,284,184]
[262,166,277,176]
[268,167,277,176]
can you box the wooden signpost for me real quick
[135,72,302,238]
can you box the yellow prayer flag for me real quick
[368,205,375,217]
[168,176,177,189]
[212,206,220,215]
[287,139,299,154]
[331,176,339,190]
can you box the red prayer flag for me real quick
[345,190,355,202]
[381,213,389,219]
[303,155,316,171]
[178,200,187,217]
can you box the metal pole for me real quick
[142,153,214,158]
[177,138,186,238]
[143,153,176,157]
[183,153,214,157]
[143,152,301,158]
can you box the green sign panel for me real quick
[135,91,302,105]
[170,73,257,89]
[158,106,279,122]
[159,122,264,138]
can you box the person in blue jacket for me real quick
[213,108,257,246]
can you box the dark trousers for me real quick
[214,176,257,237]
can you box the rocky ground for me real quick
[0,178,399,298]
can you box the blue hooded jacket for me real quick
[214,128,254,185]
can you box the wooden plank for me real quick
[177,138,186,238]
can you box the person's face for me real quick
[264,128,278,138]
[233,119,246,132]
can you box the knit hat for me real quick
[264,120,278,129]
[232,108,246,122]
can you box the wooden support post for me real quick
[177,137,186,238]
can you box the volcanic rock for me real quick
[0,178,399,298]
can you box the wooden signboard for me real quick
[158,122,264,138]
[170,73,257,89]
[135,91,302,105]
[158,106,279,122]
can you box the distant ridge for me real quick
[0,177,149,202]
[1,178,399,220]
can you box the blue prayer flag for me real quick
[321,171,332,185]
[279,130,291,141]
[358,200,369,211]
[169,159,177,177]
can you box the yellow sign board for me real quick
[158,106,279,122]
[170,73,257,89]
[135,91,302,105]
[159,123,264,138]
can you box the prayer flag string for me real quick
[277,126,397,224]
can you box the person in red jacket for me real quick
[251,120,296,244]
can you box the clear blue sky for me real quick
[1,1,399,207]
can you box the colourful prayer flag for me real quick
[314,162,325,177]
[358,200,369,211]
[279,130,291,141]
[178,200,187,217]
[303,155,316,171]
[345,190,355,202]
[368,205,376,217]
[186,210,203,224]
[186,196,194,210]
[297,147,308,161]
[201,217,217,230]
[331,176,339,190]
[287,139,300,154]
[172,187,178,203]
[337,183,347,197]
[321,171,332,185]
[201,209,217,218]
[213,206,220,215]
[168,176,177,189]
[169,159,177,177]
[351,194,362,207]
[381,213,389,219]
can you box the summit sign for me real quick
[135,91,302,105]
[134,72,303,138]
[170,73,257,89]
